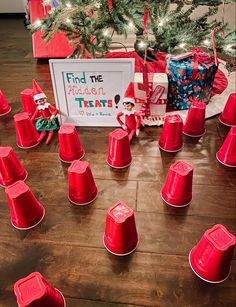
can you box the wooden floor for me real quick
[0,17,236,307]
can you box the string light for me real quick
[128,22,134,29]
[226,44,233,51]
[179,42,186,49]
[35,19,42,26]
[203,39,211,46]
[66,2,72,8]
[159,21,164,27]
[138,41,147,49]
[103,29,109,36]
[66,18,71,24]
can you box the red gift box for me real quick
[29,0,75,58]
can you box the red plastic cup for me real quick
[216,126,236,167]
[183,101,206,137]
[14,112,39,149]
[107,129,132,168]
[58,125,85,163]
[0,89,11,116]
[0,146,27,187]
[161,160,193,207]
[20,88,37,117]
[219,93,236,126]
[158,114,183,152]
[5,181,45,230]
[14,272,66,307]
[189,224,236,283]
[103,201,139,256]
[68,160,98,205]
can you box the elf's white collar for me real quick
[123,109,135,116]
[37,103,50,110]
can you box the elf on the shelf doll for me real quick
[31,79,59,145]
[116,82,141,142]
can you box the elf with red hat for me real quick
[116,82,141,142]
[30,80,59,145]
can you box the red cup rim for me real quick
[0,171,28,188]
[67,192,98,206]
[59,150,85,164]
[16,142,39,149]
[216,153,236,168]
[55,289,66,307]
[183,130,206,138]
[11,206,45,230]
[188,248,231,284]
[103,236,139,256]
[219,115,236,127]
[160,190,192,208]
[158,143,183,153]
[106,159,132,169]
[0,106,11,116]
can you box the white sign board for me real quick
[49,59,135,126]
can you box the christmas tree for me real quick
[30,0,236,59]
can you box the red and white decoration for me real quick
[134,72,168,125]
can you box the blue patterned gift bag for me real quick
[167,49,218,110]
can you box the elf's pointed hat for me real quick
[123,82,135,105]
[32,79,46,101]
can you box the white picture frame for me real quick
[49,58,135,126]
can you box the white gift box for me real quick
[134,72,168,117]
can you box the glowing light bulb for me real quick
[138,41,147,49]
[103,29,109,36]
[35,19,42,26]
[128,22,134,29]
[159,20,164,27]
[226,44,233,51]
[66,18,71,23]
[179,42,186,49]
[66,2,72,8]
[203,39,210,46]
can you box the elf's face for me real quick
[123,102,134,111]
[36,98,47,105]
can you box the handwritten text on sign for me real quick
[64,71,122,117]
[49,58,134,126]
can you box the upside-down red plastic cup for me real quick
[5,181,45,230]
[158,114,183,152]
[68,160,98,205]
[183,101,206,137]
[0,89,11,116]
[189,224,236,283]
[20,88,37,117]
[216,126,236,167]
[161,160,193,207]
[103,201,139,256]
[14,272,66,307]
[107,129,132,168]
[0,147,27,187]
[219,93,236,126]
[58,125,85,163]
[14,112,39,149]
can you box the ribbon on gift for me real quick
[140,62,151,116]
[143,4,149,35]
[189,48,218,81]
[108,0,113,10]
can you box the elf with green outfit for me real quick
[31,79,59,144]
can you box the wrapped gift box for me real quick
[29,0,74,58]
[167,49,218,110]
[134,72,168,118]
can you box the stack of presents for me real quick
[28,0,219,125]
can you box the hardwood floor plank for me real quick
[0,242,235,307]
[137,181,236,218]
